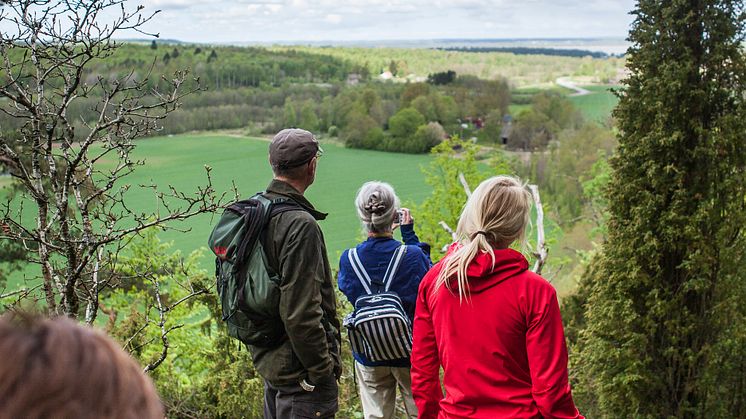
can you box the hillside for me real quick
[271,45,626,86]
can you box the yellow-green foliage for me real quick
[415,137,514,260]
[273,46,626,87]
[102,230,366,417]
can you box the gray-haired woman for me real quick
[338,181,431,419]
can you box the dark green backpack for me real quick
[208,193,302,347]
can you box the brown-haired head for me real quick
[0,313,164,419]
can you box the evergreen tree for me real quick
[388,60,398,76]
[150,40,157,50]
[571,1,746,417]
[207,49,218,63]
[427,70,456,85]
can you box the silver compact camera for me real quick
[397,209,404,224]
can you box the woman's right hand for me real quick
[400,208,413,226]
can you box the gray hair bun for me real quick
[364,194,387,215]
[355,182,401,234]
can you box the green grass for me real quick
[508,104,532,116]
[568,85,620,123]
[2,134,433,286]
[139,134,432,262]
[2,133,581,297]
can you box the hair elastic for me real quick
[471,230,489,240]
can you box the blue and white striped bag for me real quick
[343,245,412,362]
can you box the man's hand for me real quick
[334,362,343,380]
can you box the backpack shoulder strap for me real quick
[254,193,306,219]
[383,245,408,292]
[347,248,373,295]
[232,198,270,270]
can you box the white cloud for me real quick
[266,4,283,13]
[142,0,214,10]
[325,14,343,24]
[126,0,636,43]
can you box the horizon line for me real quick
[116,36,629,45]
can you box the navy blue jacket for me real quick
[338,223,432,367]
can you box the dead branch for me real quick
[0,1,226,373]
[458,172,472,198]
[84,247,104,324]
[0,284,42,306]
[439,220,458,241]
[98,301,118,333]
[528,184,548,275]
[436,172,471,250]
[143,276,175,373]
[141,274,206,374]
[1,288,29,299]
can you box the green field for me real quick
[2,133,586,297]
[568,85,620,122]
[1,134,434,284]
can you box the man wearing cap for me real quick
[254,128,341,418]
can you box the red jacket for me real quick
[411,246,584,419]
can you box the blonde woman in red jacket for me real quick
[411,176,584,419]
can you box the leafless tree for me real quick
[0,0,226,348]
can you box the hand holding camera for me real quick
[393,208,413,230]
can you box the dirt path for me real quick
[556,77,591,96]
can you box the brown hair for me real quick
[0,313,164,419]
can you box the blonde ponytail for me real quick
[435,176,532,302]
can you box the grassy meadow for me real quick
[1,134,434,287]
[568,85,620,122]
[2,132,582,296]
[134,134,433,260]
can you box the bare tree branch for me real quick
[528,184,549,275]
[141,273,206,374]
[0,0,226,372]
[458,172,472,198]
[1,288,29,299]
[439,220,458,242]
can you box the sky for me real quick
[129,0,637,44]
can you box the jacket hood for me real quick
[444,243,529,293]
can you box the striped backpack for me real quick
[343,245,412,362]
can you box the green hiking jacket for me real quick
[249,179,341,386]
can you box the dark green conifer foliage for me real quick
[572,1,745,417]
[208,49,218,63]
